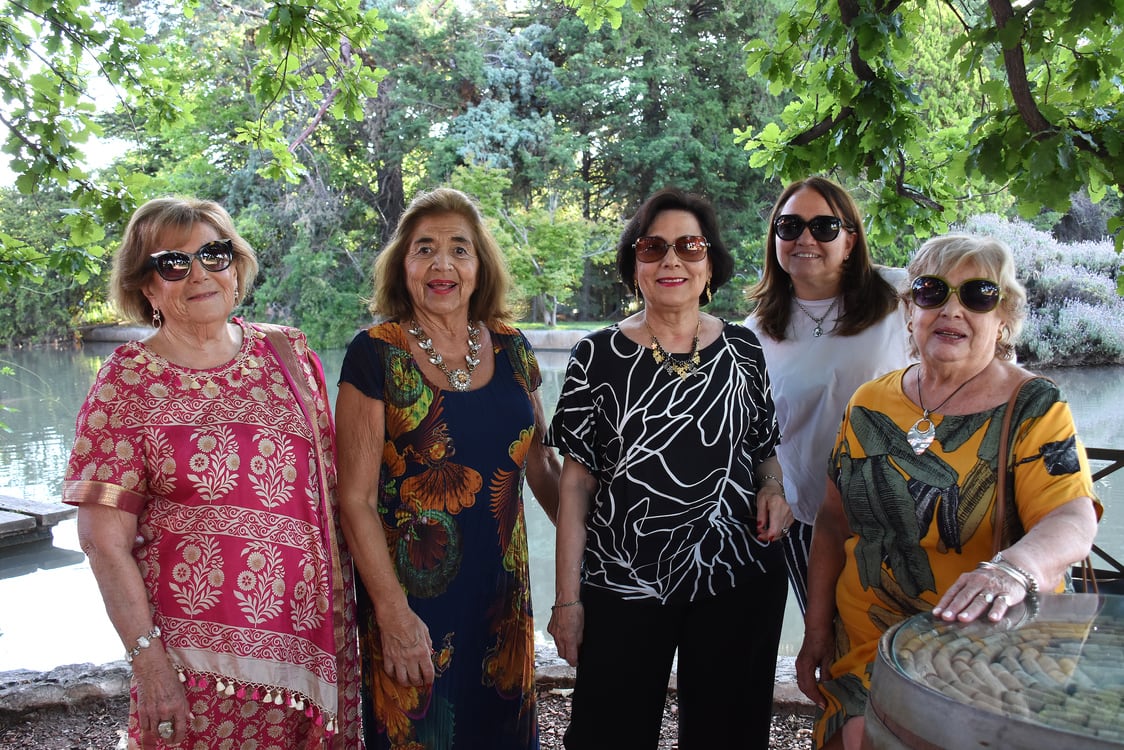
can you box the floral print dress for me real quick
[339,321,542,750]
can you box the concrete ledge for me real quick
[520,329,591,352]
[1,650,813,718]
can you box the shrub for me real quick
[953,214,1123,367]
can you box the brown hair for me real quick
[615,187,734,306]
[110,197,258,324]
[748,176,897,341]
[370,188,513,327]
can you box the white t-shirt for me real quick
[746,267,913,524]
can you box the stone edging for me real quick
[1,651,813,718]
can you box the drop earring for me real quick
[705,279,713,304]
[151,309,163,329]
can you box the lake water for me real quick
[0,343,1121,672]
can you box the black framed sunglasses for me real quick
[147,239,235,281]
[633,235,710,263]
[773,214,850,243]
[910,275,1003,313]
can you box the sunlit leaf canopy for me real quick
[565,0,1124,251]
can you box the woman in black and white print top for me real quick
[545,187,791,750]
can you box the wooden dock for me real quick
[0,495,76,548]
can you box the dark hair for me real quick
[370,187,513,327]
[748,176,898,341]
[110,197,258,324]
[615,187,734,307]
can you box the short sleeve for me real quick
[62,349,149,513]
[1012,379,1101,529]
[339,327,390,402]
[544,336,598,472]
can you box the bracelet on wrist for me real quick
[979,554,1039,597]
[551,600,582,610]
[125,625,161,663]
[760,473,785,496]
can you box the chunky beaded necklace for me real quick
[407,320,482,392]
[645,319,701,381]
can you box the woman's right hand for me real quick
[378,605,435,687]
[132,647,190,748]
[547,603,584,667]
[795,626,834,708]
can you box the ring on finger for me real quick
[984,593,995,604]
[157,720,174,739]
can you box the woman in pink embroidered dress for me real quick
[63,197,362,749]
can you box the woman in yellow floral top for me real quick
[336,188,560,749]
[797,234,1100,749]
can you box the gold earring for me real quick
[705,280,713,304]
[634,279,642,302]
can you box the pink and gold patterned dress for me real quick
[64,319,362,750]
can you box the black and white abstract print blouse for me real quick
[545,322,781,604]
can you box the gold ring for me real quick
[157,720,174,739]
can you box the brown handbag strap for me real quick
[992,374,1040,556]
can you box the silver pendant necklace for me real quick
[407,320,482,392]
[794,297,839,337]
[906,365,988,455]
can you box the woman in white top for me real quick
[747,176,912,613]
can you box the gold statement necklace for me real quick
[646,319,702,381]
[407,320,482,392]
[906,364,989,455]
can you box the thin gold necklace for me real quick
[645,319,702,381]
[407,320,482,392]
[906,364,989,454]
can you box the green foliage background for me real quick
[0,0,1120,366]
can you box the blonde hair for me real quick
[110,197,258,324]
[906,234,1026,360]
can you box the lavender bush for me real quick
[954,215,1123,367]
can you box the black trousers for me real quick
[563,561,788,750]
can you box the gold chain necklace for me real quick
[645,319,702,381]
[906,364,989,454]
[407,320,482,392]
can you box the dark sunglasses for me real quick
[773,214,850,243]
[147,239,235,281]
[633,235,710,263]
[910,275,1003,313]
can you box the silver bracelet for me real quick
[760,473,785,495]
[980,554,1039,597]
[125,625,161,663]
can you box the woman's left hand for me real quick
[756,485,794,543]
[933,565,1025,623]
